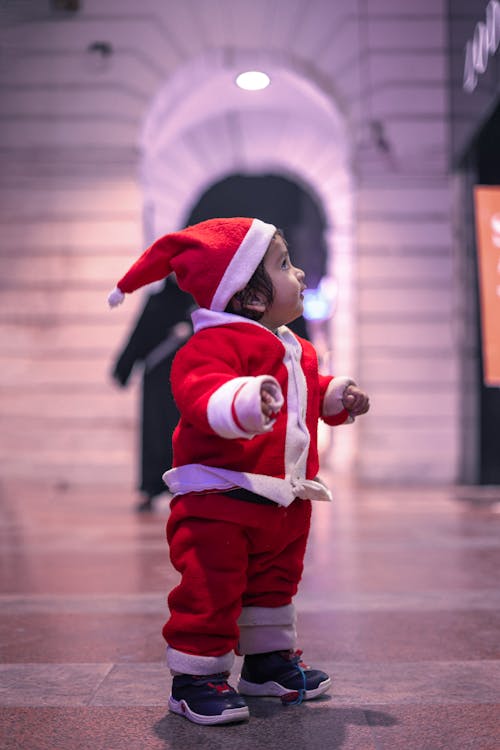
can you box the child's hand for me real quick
[261,382,282,423]
[342,384,370,417]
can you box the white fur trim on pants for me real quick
[237,604,297,654]
[166,646,234,675]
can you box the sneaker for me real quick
[237,649,331,704]
[169,672,250,725]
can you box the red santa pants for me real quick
[163,492,311,666]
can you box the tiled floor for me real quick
[1,477,499,749]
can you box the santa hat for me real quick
[108,217,276,312]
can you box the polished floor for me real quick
[1,476,499,750]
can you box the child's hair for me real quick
[225,257,274,321]
[225,229,283,321]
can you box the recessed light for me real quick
[235,71,271,91]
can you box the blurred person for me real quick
[112,276,192,512]
[108,217,369,725]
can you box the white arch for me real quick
[140,49,348,159]
[139,50,356,472]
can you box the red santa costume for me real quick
[108,217,354,677]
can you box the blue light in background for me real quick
[302,277,337,321]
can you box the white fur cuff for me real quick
[237,604,297,655]
[166,646,234,675]
[238,603,295,626]
[207,375,283,439]
[323,376,356,416]
[234,376,283,432]
[207,377,257,439]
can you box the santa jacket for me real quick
[163,309,354,507]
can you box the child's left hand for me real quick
[342,384,370,417]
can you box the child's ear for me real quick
[230,291,266,313]
[243,294,266,313]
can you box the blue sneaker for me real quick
[169,672,250,725]
[237,649,331,704]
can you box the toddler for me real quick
[108,217,369,725]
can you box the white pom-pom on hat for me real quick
[108,287,125,308]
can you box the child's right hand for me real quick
[261,389,276,422]
[260,381,283,423]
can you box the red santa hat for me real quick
[107,217,277,312]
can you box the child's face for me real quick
[259,235,306,330]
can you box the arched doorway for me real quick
[184,171,327,339]
[139,50,356,471]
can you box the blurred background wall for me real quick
[0,0,496,492]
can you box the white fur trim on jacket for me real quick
[279,327,310,486]
[237,604,297,654]
[166,646,234,675]
[207,376,284,439]
[191,308,265,332]
[323,376,356,417]
[163,465,332,506]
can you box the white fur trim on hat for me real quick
[210,218,276,311]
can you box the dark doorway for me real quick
[183,173,328,338]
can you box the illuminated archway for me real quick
[140,50,356,470]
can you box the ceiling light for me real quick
[235,71,271,91]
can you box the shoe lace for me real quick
[279,650,307,706]
[289,649,309,668]
[192,672,233,693]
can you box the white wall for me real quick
[352,3,458,482]
[0,0,458,488]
